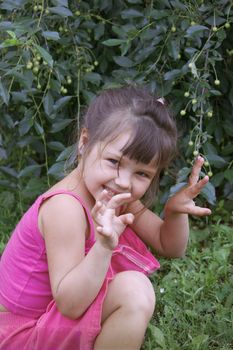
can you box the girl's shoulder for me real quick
[38,188,94,241]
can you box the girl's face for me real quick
[80,132,157,205]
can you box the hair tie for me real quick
[157,97,165,105]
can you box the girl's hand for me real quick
[164,156,212,217]
[91,190,134,250]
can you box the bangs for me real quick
[121,117,160,165]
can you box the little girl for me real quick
[0,86,211,350]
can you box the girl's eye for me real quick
[107,158,119,165]
[137,172,149,178]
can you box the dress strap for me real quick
[39,190,95,242]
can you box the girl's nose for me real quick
[114,171,131,191]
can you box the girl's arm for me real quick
[128,156,211,258]
[40,192,133,320]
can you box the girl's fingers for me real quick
[188,206,212,216]
[107,192,132,210]
[91,201,104,218]
[119,213,134,226]
[188,175,209,198]
[96,225,112,237]
[189,156,204,186]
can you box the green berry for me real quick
[38,5,42,10]
[188,141,194,146]
[208,171,213,177]
[184,91,190,97]
[171,26,176,32]
[26,61,33,69]
[188,62,193,68]
[180,110,186,116]
[204,161,209,166]
[33,66,39,74]
[75,10,81,16]
[193,150,199,156]
[45,9,50,14]
[225,22,231,29]
[214,79,220,86]
[192,99,197,105]
[94,60,98,66]
[33,5,38,12]
[191,21,196,26]
[213,26,218,32]
[37,83,41,89]
[207,111,213,117]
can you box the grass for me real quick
[143,224,233,350]
[0,195,232,349]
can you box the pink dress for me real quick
[0,190,160,350]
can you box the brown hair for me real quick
[77,85,177,207]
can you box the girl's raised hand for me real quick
[91,190,134,250]
[165,156,212,217]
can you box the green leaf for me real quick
[48,161,65,178]
[49,6,73,17]
[84,72,102,86]
[0,38,21,48]
[121,9,144,18]
[191,334,209,349]
[224,169,233,184]
[113,56,134,67]
[186,25,209,36]
[0,79,10,105]
[34,44,53,68]
[53,96,72,112]
[211,172,224,187]
[23,177,47,199]
[6,30,16,39]
[177,167,191,182]
[167,38,180,60]
[47,142,65,151]
[102,39,127,47]
[207,154,228,168]
[201,181,216,205]
[19,116,33,136]
[42,31,60,41]
[210,89,222,96]
[169,182,187,196]
[50,119,73,133]
[34,122,44,136]
[148,324,166,348]
[43,91,54,116]
[18,164,42,178]
[164,69,182,81]
[190,62,199,78]
[56,145,73,161]
[0,166,17,178]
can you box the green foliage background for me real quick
[1,0,233,219]
[0,1,233,349]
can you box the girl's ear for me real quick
[78,128,89,152]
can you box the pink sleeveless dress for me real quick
[0,190,160,350]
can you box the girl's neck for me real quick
[48,167,95,210]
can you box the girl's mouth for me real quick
[104,186,119,197]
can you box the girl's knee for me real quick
[101,271,155,325]
[116,271,156,318]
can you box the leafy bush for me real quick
[0,0,233,222]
